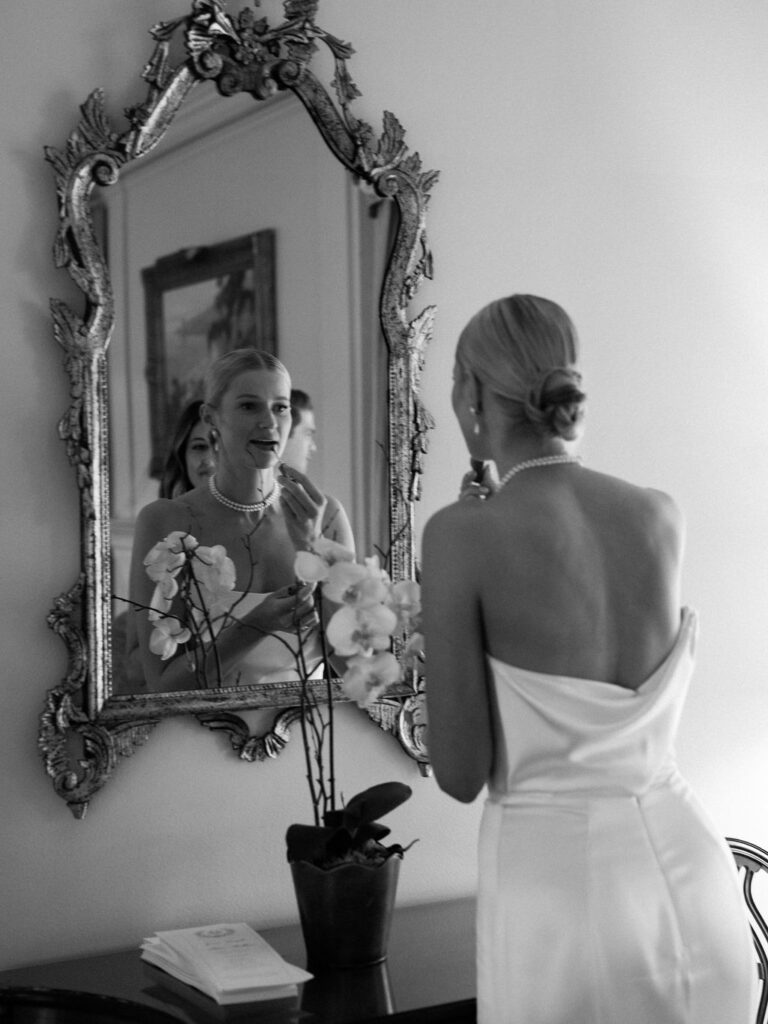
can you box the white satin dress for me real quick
[477,607,757,1024]
[213,592,323,688]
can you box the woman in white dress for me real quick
[422,295,756,1024]
[128,348,354,692]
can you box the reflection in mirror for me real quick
[40,0,438,816]
[107,89,395,700]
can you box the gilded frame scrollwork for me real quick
[40,0,437,817]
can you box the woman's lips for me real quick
[250,438,279,453]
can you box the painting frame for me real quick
[142,229,277,478]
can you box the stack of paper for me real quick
[141,923,312,1005]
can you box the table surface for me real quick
[0,898,477,1024]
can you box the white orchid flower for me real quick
[388,580,422,630]
[402,631,425,669]
[342,651,402,707]
[144,545,185,582]
[294,538,356,584]
[148,615,192,660]
[165,530,198,552]
[152,573,179,603]
[326,603,398,657]
[193,544,236,596]
[324,561,390,607]
[143,531,198,581]
[312,536,355,564]
[148,582,175,622]
[363,554,390,581]
[294,549,331,584]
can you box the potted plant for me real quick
[137,531,423,970]
[286,539,421,969]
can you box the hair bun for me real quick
[524,368,586,440]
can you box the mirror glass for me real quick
[105,88,392,692]
[40,0,437,816]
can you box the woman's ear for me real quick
[200,403,219,445]
[469,375,483,415]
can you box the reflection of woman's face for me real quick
[184,420,215,488]
[216,369,293,471]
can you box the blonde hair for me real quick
[204,348,290,409]
[456,294,586,440]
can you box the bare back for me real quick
[453,467,684,690]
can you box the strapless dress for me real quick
[212,591,324,689]
[477,607,757,1023]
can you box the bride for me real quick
[422,294,757,1023]
[127,348,354,693]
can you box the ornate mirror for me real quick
[40,0,438,817]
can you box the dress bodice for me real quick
[486,606,697,800]
[215,591,324,689]
[476,605,757,1024]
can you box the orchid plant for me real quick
[288,537,421,866]
[143,530,238,688]
[139,530,422,868]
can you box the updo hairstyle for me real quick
[204,348,290,409]
[456,294,586,441]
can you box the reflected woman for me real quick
[128,348,354,693]
[114,400,216,693]
[158,399,215,499]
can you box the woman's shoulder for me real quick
[588,469,682,521]
[423,497,490,557]
[578,469,685,552]
[134,493,203,535]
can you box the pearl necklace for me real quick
[497,454,583,491]
[208,475,280,514]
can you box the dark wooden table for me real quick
[0,898,476,1023]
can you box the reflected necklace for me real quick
[208,475,280,514]
[497,454,583,491]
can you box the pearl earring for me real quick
[469,405,480,436]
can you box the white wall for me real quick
[1,0,767,971]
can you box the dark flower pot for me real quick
[300,962,395,1018]
[290,855,401,970]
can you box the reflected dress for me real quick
[214,592,324,688]
[477,607,757,1024]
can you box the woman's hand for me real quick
[459,462,496,502]
[278,463,328,550]
[242,582,318,636]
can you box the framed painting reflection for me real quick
[142,229,277,478]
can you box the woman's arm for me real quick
[321,494,355,554]
[278,464,356,554]
[422,504,494,803]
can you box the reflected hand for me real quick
[278,463,327,549]
[245,582,318,635]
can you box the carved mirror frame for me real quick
[40,0,437,818]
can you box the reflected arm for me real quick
[322,494,355,555]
